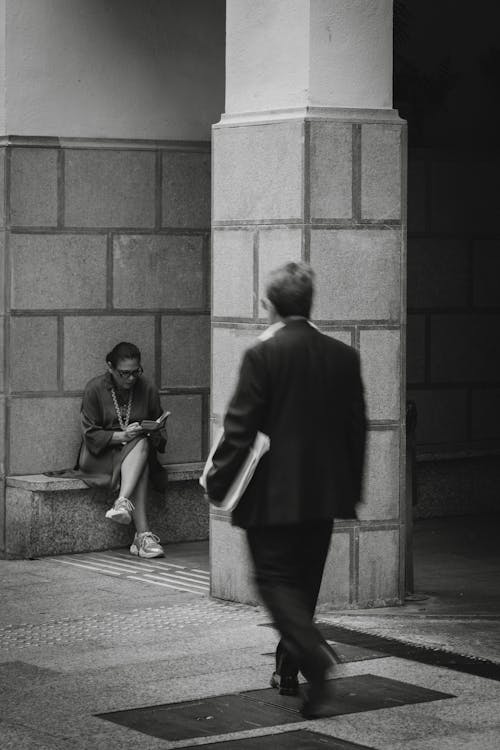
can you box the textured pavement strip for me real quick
[124,576,205,594]
[0,600,261,650]
[109,550,209,575]
[84,556,210,585]
[48,551,210,595]
[104,552,210,576]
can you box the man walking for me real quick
[205,261,366,718]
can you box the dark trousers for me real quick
[246,520,335,685]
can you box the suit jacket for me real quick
[206,318,367,529]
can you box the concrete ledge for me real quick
[414,453,500,519]
[417,446,500,463]
[4,463,207,559]
[6,463,204,491]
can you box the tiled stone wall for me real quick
[211,115,407,608]
[407,149,500,454]
[1,139,211,527]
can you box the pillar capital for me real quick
[225,0,394,117]
[218,106,403,128]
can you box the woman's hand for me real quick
[124,422,143,441]
[111,423,144,444]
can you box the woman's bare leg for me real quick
[129,465,149,534]
[119,438,149,498]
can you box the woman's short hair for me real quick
[106,342,141,367]
[265,261,315,318]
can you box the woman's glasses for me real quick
[116,367,143,379]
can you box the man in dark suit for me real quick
[206,261,366,718]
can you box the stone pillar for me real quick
[0,148,6,547]
[210,0,406,608]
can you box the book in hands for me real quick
[140,410,171,432]
[200,428,270,511]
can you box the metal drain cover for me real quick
[180,730,375,749]
[98,674,453,742]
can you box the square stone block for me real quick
[321,328,353,347]
[473,240,500,308]
[209,514,259,604]
[10,317,58,392]
[162,151,210,228]
[158,480,208,544]
[0,396,5,473]
[406,388,467,444]
[10,148,58,227]
[311,229,401,322]
[407,157,427,233]
[471,388,500,441]
[64,149,155,228]
[407,314,426,384]
[212,326,259,417]
[10,234,107,310]
[408,238,468,310]
[0,148,5,228]
[0,482,4,554]
[430,160,464,234]
[416,455,500,519]
[161,315,210,388]
[257,227,303,319]
[358,429,400,521]
[317,530,351,608]
[0,317,4,391]
[310,121,352,220]
[430,314,500,383]
[361,125,402,220]
[113,235,204,309]
[468,160,499,234]
[212,229,254,318]
[360,329,401,421]
[213,121,303,222]
[358,528,400,606]
[162,394,203,463]
[63,315,155,391]
[430,158,498,235]
[9,397,82,474]
[0,231,5,312]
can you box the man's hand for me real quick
[203,492,220,504]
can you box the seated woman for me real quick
[78,341,168,559]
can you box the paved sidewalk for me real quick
[1,531,499,749]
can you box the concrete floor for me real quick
[328,515,500,666]
[414,514,500,615]
[0,515,499,749]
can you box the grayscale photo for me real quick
[0,2,499,748]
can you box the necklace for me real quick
[111,387,133,430]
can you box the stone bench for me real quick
[4,464,207,559]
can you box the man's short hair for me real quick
[265,261,315,318]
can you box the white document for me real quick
[199,428,270,511]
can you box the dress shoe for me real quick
[270,671,299,696]
[300,680,337,719]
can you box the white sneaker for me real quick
[130,531,164,558]
[105,496,135,525]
